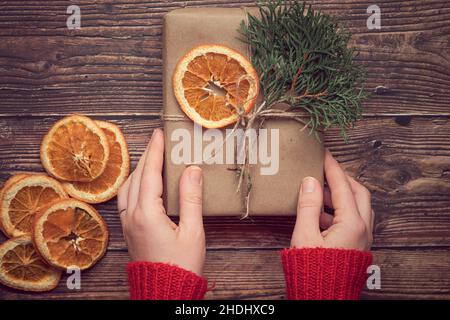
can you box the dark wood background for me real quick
[0,0,449,300]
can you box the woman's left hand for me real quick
[117,129,206,276]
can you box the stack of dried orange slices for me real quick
[0,115,129,292]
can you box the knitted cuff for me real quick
[281,248,372,300]
[127,262,208,300]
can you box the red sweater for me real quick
[127,248,372,300]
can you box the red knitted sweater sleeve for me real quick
[281,248,372,300]
[127,261,207,300]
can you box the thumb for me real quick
[293,177,323,241]
[179,166,204,230]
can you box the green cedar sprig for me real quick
[240,0,368,139]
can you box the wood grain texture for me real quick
[0,116,449,251]
[0,0,449,300]
[1,249,449,300]
[0,0,449,115]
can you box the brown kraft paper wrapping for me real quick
[163,7,324,216]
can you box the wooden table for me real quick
[0,0,449,300]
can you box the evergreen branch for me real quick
[240,0,369,139]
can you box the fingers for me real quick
[324,149,358,219]
[293,177,323,239]
[138,129,165,210]
[347,175,373,233]
[178,166,204,230]
[118,175,130,213]
[117,176,131,225]
[127,135,151,214]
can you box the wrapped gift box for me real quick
[163,7,324,216]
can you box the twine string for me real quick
[161,74,311,218]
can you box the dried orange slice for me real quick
[0,174,68,238]
[173,45,259,128]
[40,115,110,182]
[0,174,29,235]
[0,236,61,292]
[62,121,130,204]
[33,199,108,270]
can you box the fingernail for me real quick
[189,166,202,185]
[302,177,316,193]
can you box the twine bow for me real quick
[162,73,313,219]
[222,75,311,219]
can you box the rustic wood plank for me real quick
[1,0,449,300]
[1,248,449,300]
[1,1,449,35]
[0,0,449,115]
[0,115,449,250]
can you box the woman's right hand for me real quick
[291,149,374,251]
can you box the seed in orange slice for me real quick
[0,236,61,292]
[0,174,68,238]
[33,199,109,270]
[40,115,110,182]
[173,44,259,129]
[62,121,130,204]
